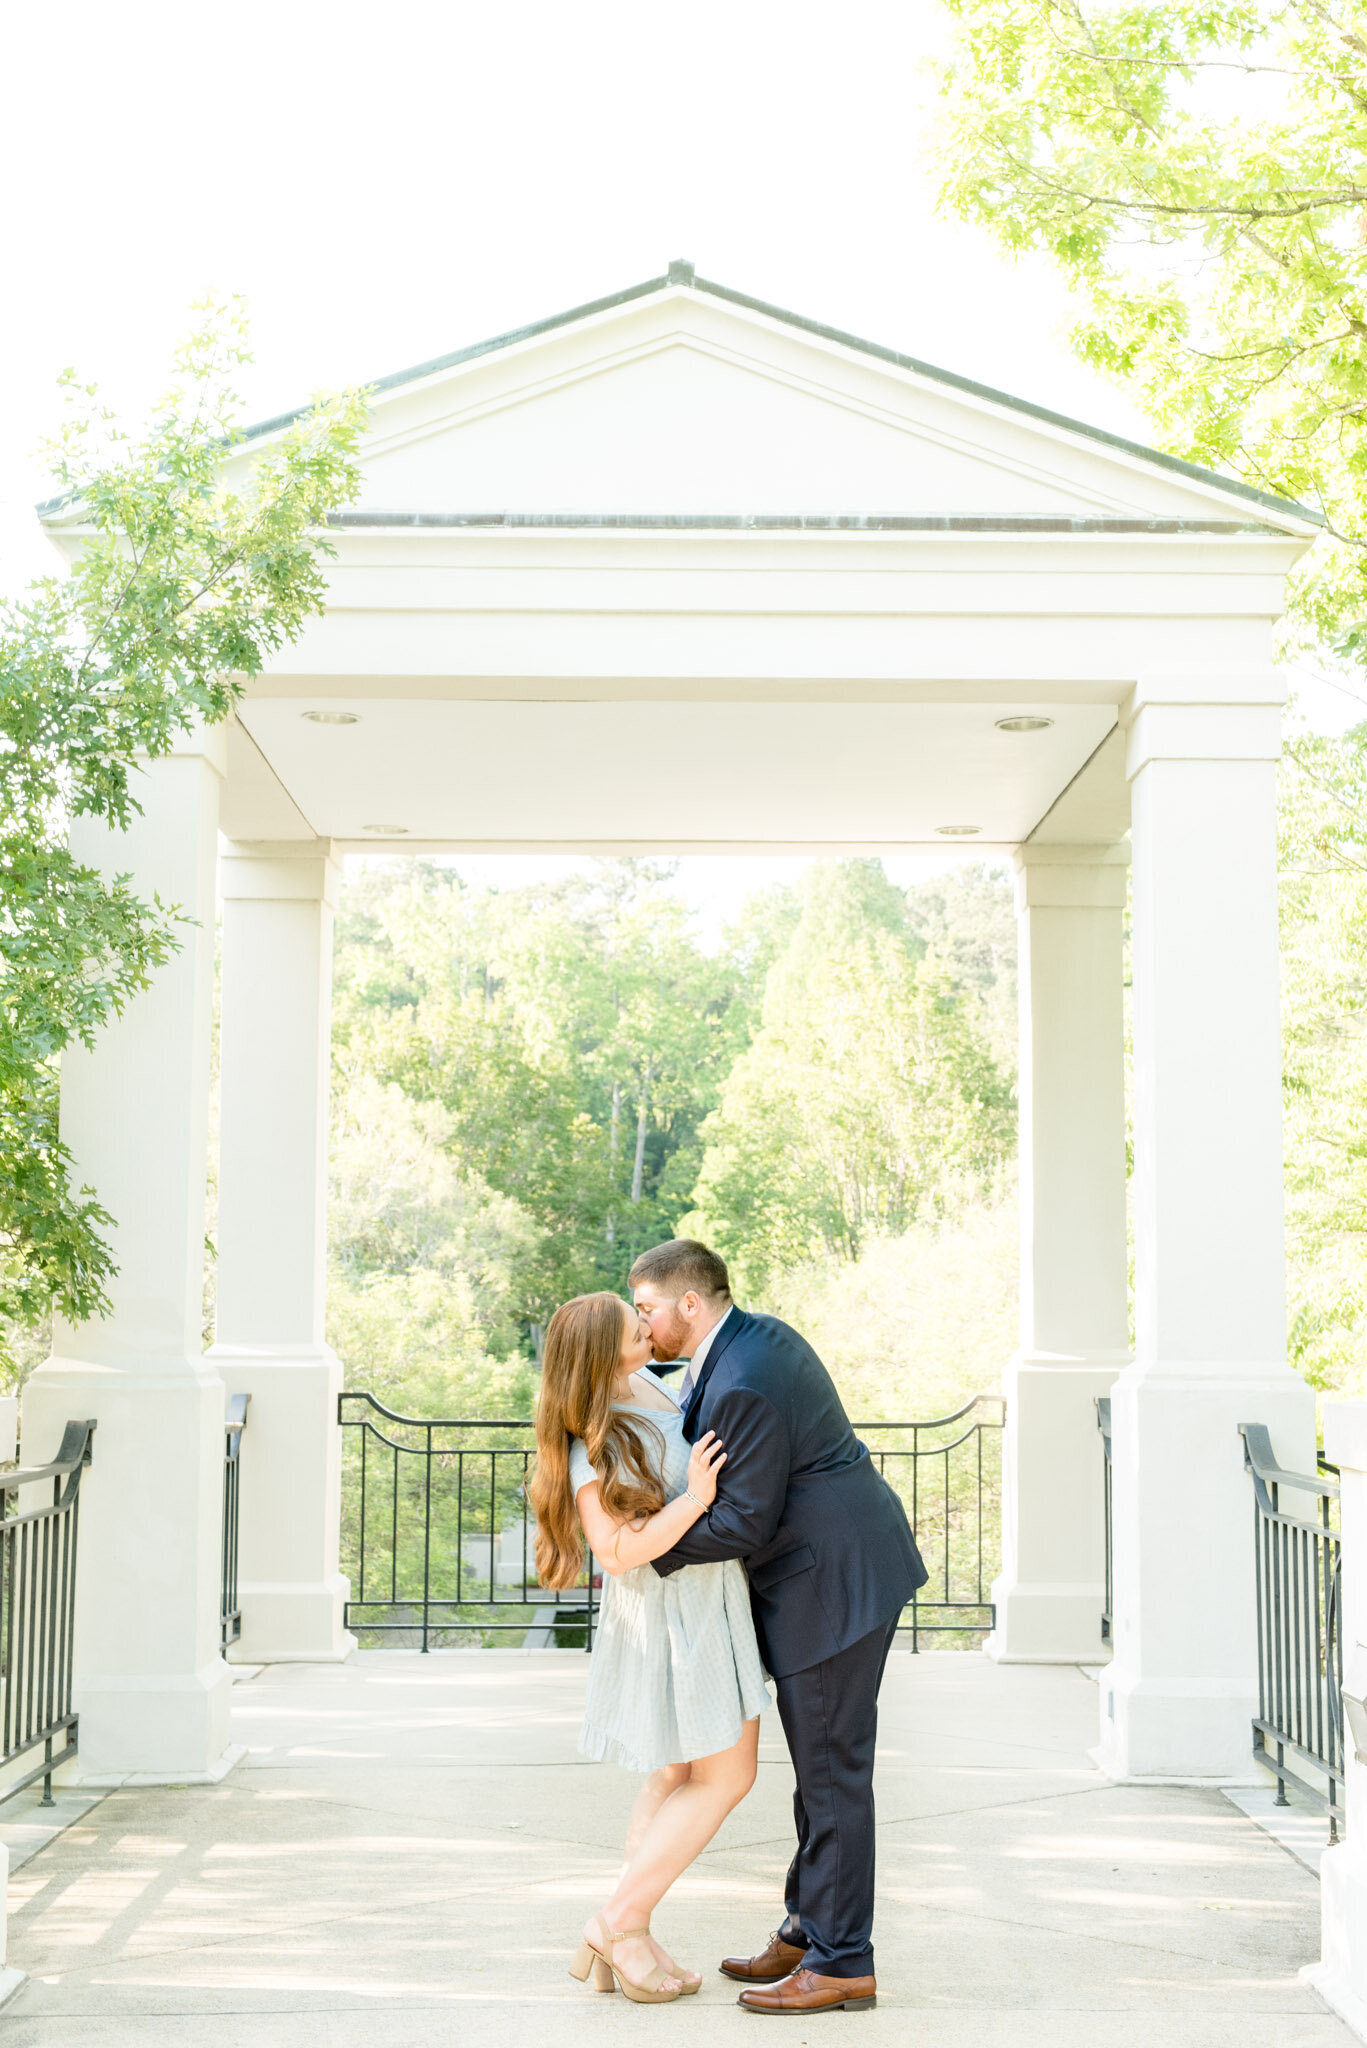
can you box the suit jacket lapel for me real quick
[682,1308,746,1434]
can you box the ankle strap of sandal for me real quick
[607,1924,650,1941]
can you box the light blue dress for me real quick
[568,1367,770,1773]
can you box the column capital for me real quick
[134,721,229,776]
[219,838,340,906]
[1014,843,1129,910]
[1123,668,1285,777]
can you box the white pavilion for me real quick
[27,262,1326,1821]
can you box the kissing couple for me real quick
[530,1237,927,2014]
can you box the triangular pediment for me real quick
[228,273,1320,533]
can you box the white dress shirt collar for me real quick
[686,1302,734,1382]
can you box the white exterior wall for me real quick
[21,735,232,1780]
[209,841,353,1662]
[989,844,1130,1663]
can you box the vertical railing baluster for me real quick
[357,1424,367,1609]
[3,1520,16,1761]
[55,1506,71,1731]
[911,1425,920,1655]
[521,1451,531,1601]
[41,1486,59,1792]
[391,1442,399,1605]
[976,1425,984,1606]
[1294,1523,1304,1760]
[421,1424,434,1653]
[23,1519,38,1749]
[456,1447,465,1612]
[0,1517,8,1757]
[489,1450,497,1618]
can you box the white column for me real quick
[21,733,233,1780]
[1311,1401,1367,2039]
[1098,670,1317,1780]
[988,843,1130,1663]
[207,840,353,1662]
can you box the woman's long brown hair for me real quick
[529,1292,668,1592]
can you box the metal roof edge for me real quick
[237,273,675,446]
[321,510,1292,536]
[690,277,1324,533]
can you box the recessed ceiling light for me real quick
[935,825,982,837]
[302,709,361,725]
[361,823,408,836]
[995,715,1054,733]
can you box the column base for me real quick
[1091,1672,1265,1784]
[1098,1357,1317,1781]
[986,1580,1108,1665]
[21,1355,233,1780]
[227,1577,356,1664]
[61,1739,247,1790]
[65,1660,237,1782]
[987,1349,1127,1664]
[1305,1843,1367,2042]
[209,1345,353,1663]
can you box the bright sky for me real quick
[2,0,1148,567]
[5,0,1360,935]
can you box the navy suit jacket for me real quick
[652,1308,927,1678]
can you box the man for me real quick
[630,1238,926,2016]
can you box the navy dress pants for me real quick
[773,1614,899,1978]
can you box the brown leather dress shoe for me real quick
[719,1933,809,1982]
[737,1966,877,2013]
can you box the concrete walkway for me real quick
[2,1651,1349,2045]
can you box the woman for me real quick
[530,1291,769,2005]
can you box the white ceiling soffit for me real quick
[218,272,1322,535]
[1026,724,1130,846]
[221,720,318,841]
[234,697,1119,851]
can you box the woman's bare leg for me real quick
[620,1763,700,1984]
[623,1762,690,1863]
[588,1720,759,1992]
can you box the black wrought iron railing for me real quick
[0,1419,96,1807]
[337,1390,1004,1653]
[338,1398,591,1651]
[862,1397,1005,1649]
[1239,1422,1345,1840]
[221,1394,249,1651]
[1096,1395,1113,1644]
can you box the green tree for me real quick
[0,306,367,1366]
[936,0,1365,652]
[903,863,1017,1068]
[687,862,1016,1293]
[331,859,747,1325]
[327,1071,540,1416]
[1279,723,1367,1392]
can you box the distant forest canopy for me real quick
[325,856,1020,1419]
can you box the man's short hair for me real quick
[628,1238,732,1302]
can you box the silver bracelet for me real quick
[685,1488,707,1509]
